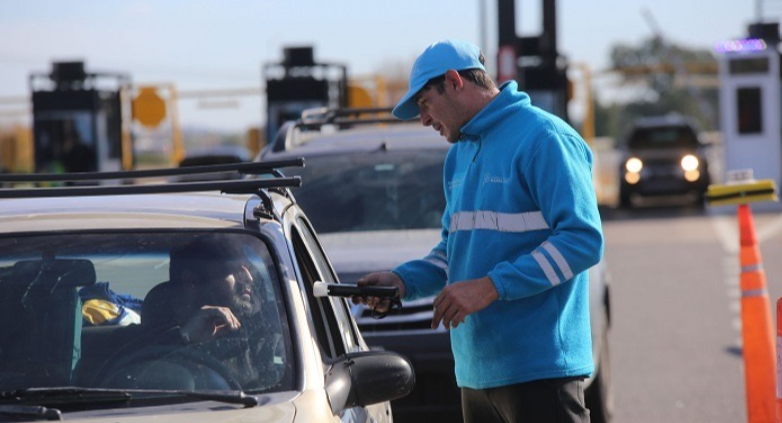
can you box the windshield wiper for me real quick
[151,390,260,407]
[0,405,62,421]
[0,387,258,408]
[0,387,130,407]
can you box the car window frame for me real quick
[283,209,362,360]
[295,216,362,353]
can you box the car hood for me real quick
[319,229,441,277]
[54,394,297,423]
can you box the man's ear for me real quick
[443,70,464,91]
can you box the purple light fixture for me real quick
[715,38,768,53]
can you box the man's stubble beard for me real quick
[232,293,255,317]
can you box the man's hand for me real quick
[180,305,242,343]
[353,272,406,314]
[432,276,499,330]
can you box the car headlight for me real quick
[681,154,699,171]
[625,157,643,173]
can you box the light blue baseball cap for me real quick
[392,40,486,120]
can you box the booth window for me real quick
[729,57,770,75]
[737,87,762,134]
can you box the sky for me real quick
[0,0,764,132]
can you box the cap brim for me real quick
[392,80,427,120]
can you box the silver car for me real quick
[260,108,614,423]
[0,161,414,422]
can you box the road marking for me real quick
[757,213,782,243]
[712,215,737,254]
[722,251,742,350]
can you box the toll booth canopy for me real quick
[264,47,348,142]
[30,61,130,174]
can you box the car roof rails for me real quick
[264,107,415,155]
[0,158,305,199]
[296,106,401,130]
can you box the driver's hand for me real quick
[180,305,241,343]
[353,272,405,313]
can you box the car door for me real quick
[286,212,389,423]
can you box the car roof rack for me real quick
[296,106,402,130]
[0,158,305,199]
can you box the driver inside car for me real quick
[165,240,256,344]
[98,235,282,390]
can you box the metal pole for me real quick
[497,0,518,83]
[169,84,185,167]
[479,0,488,52]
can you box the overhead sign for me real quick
[132,87,167,127]
[348,85,372,108]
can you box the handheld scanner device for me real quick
[313,281,399,299]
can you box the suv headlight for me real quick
[681,155,699,171]
[625,157,643,173]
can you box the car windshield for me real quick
[0,231,293,395]
[289,150,446,233]
[627,125,699,149]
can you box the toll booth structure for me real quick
[264,47,348,142]
[30,61,131,174]
[497,0,570,122]
[717,22,782,211]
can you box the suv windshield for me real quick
[627,125,699,149]
[0,231,293,394]
[289,150,446,233]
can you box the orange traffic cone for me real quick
[776,298,782,423]
[738,204,776,423]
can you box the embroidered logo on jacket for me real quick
[482,173,510,186]
[448,173,465,191]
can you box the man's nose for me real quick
[238,265,253,284]
[419,110,433,127]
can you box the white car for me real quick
[0,161,414,422]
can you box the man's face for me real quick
[415,76,468,143]
[209,262,255,317]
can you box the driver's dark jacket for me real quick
[88,281,280,389]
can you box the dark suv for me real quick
[0,162,413,423]
[618,114,711,207]
[259,108,614,423]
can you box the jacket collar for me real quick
[459,81,530,141]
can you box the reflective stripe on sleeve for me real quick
[449,210,549,233]
[532,250,560,286]
[424,250,449,273]
[541,241,573,281]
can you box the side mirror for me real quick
[325,350,415,413]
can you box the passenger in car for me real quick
[151,236,257,341]
[95,235,282,389]
[143,236,280,383]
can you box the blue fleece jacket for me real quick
[393,81,604,389]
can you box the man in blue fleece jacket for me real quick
[356,40,603,422]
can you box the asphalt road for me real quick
[601,199,782,423]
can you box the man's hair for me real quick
[169,234,242,283]
[415,52,495,99]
